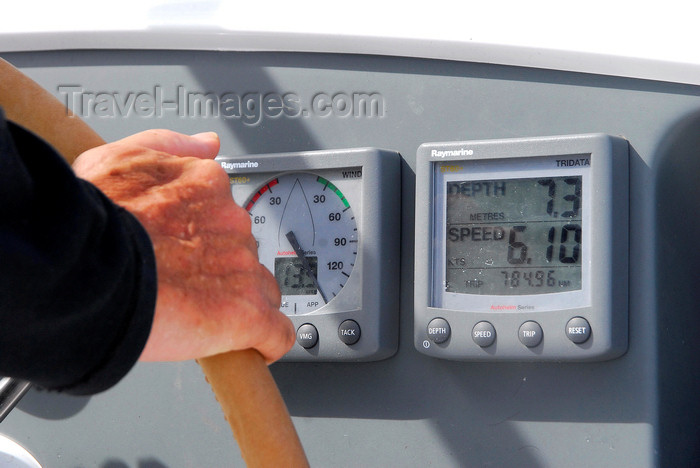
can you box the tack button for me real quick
[338,320,361,345]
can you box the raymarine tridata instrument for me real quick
[414,134,629,361]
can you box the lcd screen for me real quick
[444,176,582,295]
[275,256,319,296]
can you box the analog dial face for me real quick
[245,172,358,315]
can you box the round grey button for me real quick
[566,317,591,344]
[472,321,496,347]
[427,318,451,344]
[296,323,319,349]
[338,319,361,345]
[518,321,543,348]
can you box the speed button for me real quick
[472,321,496,347]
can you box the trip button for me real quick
[427,318,451,344]
[518,321,543,347]
[296,323,319,349]
[472,321,496,347]
[338,320,361,345]
[566,317,591,344]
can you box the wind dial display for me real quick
[245,172,358,315]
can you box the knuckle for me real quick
[196,159,232,193]
[199,157,224,173]
[232,244,259,270]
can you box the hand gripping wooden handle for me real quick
[1,57,308,467]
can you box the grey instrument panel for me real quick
[0,49,697,467]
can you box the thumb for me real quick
[116,129,220,159]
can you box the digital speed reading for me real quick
[445,176,582,296]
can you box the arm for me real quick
[0,113,157,394]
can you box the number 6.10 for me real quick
[506,224,582,265]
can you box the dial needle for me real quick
[285,230,329,304]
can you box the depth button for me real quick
[427,318,451,344]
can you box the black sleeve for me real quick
[0,109,157,395]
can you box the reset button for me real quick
[566,317,591,344]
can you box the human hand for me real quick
[72,130,295,364]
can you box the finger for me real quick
[116,129,220,159]
[245,307,295,364]
[182,271,288,361]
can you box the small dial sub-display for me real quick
[246,172,358,315]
